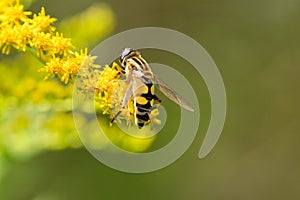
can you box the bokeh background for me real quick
[1,0,300,199]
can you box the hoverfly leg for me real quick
[110,110,122,126]
[149,104,159,112]
[153,94,161,104]
[150,94,161,112]
[149,120,154,131]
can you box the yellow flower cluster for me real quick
[95,63,124,114]
[0,1,158,157]
[39,48,89,84]
[0,0,89,84]
[0,0,160,130]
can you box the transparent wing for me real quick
[154,74,194,112]
[121,80,133,108]
[110,72,135,125]
[120,70,135,108]
[121,70,143,107]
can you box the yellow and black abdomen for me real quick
[134,82,155,129]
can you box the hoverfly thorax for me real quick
[120,48,152,77]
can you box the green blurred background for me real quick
[1,0,300,199]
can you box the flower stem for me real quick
[27,47,46,65]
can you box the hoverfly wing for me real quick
[121,80,133,108]
[120,70,135,108]
[121,70,146,107]
[154,74,194,112]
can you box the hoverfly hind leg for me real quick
[149,104,159,112]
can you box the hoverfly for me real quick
[110,48,194,129]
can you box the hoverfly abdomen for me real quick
[141,83,155,100]
[136,113,150,129]
[133,82,156,129]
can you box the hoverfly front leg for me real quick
[110,110,122,126]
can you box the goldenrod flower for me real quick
[0,1,158,157]
[30,7,56,33]
[50,32,73,56]
[29,32,52,58]
[39,49,89,84]
[94,62,125,114]
[0,2,55,55]
[0,1,86,83]
[0,0,160,131]
[0,0,31,27]
[0,24,26,54]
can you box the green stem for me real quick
[27,47,46,65]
